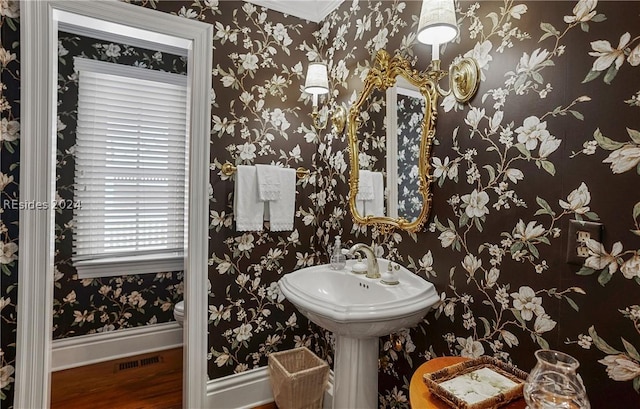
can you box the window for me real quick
[73,58,188,278]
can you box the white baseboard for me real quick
[51,322,183,371]
[206,366,334,409]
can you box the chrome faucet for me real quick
[347,243,380,279]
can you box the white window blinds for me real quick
[73,58,188,278]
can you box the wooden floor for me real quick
[51,347,278,409]
[51,348,183,409]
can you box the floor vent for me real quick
[117,355,162,372]
[140,355,161,367]
[118,360,140,371]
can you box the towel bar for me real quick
[221,162,310,179]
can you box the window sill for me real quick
[75,252,184,279]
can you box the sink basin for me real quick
[278,258,438,337]
[278,258,440,409]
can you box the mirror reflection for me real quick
[353,87,387,218]
[348,50,435,232]
[386,80,425,221]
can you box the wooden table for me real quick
[409,357,527,408]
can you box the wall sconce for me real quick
[417,0,480,103]
[304,62,347,133]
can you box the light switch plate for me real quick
[566,220,603,265]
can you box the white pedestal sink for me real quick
[278,258,439,409]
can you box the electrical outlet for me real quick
[577,230,591,243]
[576,246,590,258]
[566,220,603,264]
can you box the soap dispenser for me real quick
[330,236,346,270]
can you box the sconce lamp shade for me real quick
[304,62,329,95]
[417,0,459,45]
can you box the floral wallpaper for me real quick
[356,87,387,175]
[53,32,186,339]
[1,0,19,405]
[137,0,336,378]
[2,0,640,408]
[317,0,640,407]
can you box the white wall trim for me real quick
[247,0,344,23]
[58,20,188,57]
[315,1,345,22]
[183,9,213,409]
[206,366,334,409]
[16,2,56,407]
[51,322,183,372]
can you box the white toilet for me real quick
[173,301,185,326]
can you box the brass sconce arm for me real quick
[310,104,326,130]
[310,103,347,134]
[432,57,481,103]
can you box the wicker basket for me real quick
[423,356,528,409]
[268,347,329,409]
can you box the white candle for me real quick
[432,43,440,62]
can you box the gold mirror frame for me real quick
[348,50,440,233]
[348,50,480,233]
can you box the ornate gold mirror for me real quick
[347,50,479,232]
[348,50,437,232]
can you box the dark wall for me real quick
[3,1,640,408]
[0,3,19,406]
[143,1,334,379]
[319,1,640,407]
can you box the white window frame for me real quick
[72,57,188,278]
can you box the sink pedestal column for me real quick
[333,335,378,409]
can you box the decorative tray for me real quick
[423,356,528,409]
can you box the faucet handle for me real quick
[381,262,399,285]
[351,253,369,274]
[341,248,357,260]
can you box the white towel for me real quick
[356,198,365,216]
[364,171,385,217]
[357,170,374,201]
[233,165,264,231]
[266,168,296,231]
[255,164,281,201]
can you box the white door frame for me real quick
[16,2,212,408]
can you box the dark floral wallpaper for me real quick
[0,0,19,404]
[3,0,640,408]
[356,87,387,175]
[136,0,336,378]
[52,32,187,339]
[319,1,640,407]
